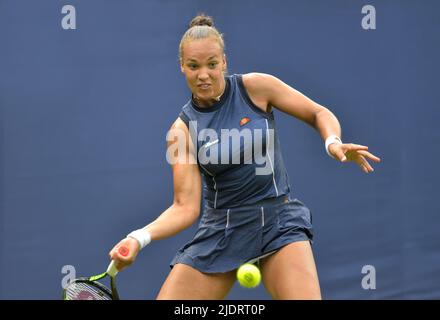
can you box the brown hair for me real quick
[179,14,225,62]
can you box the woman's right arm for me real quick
[142,118,202,240]
[109,118,201,269]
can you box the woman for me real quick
[109,14,381,300]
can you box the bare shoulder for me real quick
[168,117,198,159]
[241,73,281,112]
[169,117,189,133]
[167,117,190,150]
[242,72,284,99]
[242,72,278,92]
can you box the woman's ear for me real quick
[222,54,227,72]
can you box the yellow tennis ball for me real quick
[237,263,261,288]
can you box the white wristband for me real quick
[127,229,151,250]
[325,135,342,159]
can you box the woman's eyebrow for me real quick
[187,55,218,63]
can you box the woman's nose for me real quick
[197,69,210,81]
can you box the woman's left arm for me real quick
[243,73,381,173]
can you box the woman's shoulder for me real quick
[239,73,282,97]
[170,115,189,131]
[240,72,277,87]
[239,73,279,109]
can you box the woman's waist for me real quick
[199,194,290,228]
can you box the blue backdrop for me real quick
[1,0,439,299]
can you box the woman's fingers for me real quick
[361,163,369,173]
[343,143,369,151]
[353,154,375,173]
[345,150,375,173]
[360,156,374,173]
[357,150,381,163]
[334,143,382,173]
[341,144,368,161]
[328,143,347,161]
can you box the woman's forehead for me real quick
[182,38,223,61]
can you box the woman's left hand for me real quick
[328,143,381,173]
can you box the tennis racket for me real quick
[63,246,129,300]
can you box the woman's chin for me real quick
[196,93,214,102]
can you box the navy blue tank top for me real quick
[179,74,291,209]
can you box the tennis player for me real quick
[109,14,381,299]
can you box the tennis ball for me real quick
[237,263,261,288]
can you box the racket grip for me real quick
[107,260,119,277]
[107,246,130,277]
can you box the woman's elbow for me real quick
[173,201,200,225]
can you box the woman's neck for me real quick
[193,79,226,107]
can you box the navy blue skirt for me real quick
[170,195,314,273]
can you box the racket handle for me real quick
[107,260,119,277]
[107,246,130,277]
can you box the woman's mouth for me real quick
[198,83,211,90]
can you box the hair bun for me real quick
[189,14,214,28]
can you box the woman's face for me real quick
[180,37,226,106]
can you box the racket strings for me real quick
[65,282,112,300]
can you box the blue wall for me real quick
[1,0,439,299]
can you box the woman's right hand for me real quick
[109,237,141,272]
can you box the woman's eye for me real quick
[209,63,217,68]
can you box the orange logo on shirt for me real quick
[239,117,251,126]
